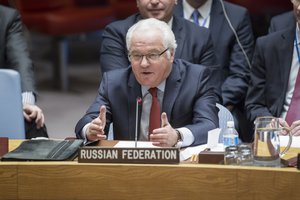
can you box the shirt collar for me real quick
[167,17,173,29]
[297,23,300,41]
[183,0,212,20]
[141,81,166,97]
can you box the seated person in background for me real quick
[101,0,218,72]
[269,10,294,33]
[76,18,219,147]
[245,0,300,136]
[173,0,255,142]
[0,5,48,139]
[100,0,222,101]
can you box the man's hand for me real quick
[279,118,290,135]
[86,105,107,141]
[290,120,300,136]
[279,118,300,136]
[23,104,44,129]
[150,112,178,147]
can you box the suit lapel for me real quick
[162,62,182,118]
[173,0,184,18]
[172,16,184,59]
[272,28,294,116]
[209,0,225,43]
[280,28,295,94]
[128,71,142,140]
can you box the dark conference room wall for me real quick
[227,0,293,37]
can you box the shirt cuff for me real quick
[82,123,90,144]
[177,127,194,147]
[22,91,35,105]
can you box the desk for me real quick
[1,140,300,200]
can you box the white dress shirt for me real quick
[22,91,35,105]
[182,0,212,28]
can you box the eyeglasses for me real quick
[128,48,169,63]
[291,0,300,7]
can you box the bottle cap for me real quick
[227,121,234,128]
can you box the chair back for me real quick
[0,69,25,139]
[216,103,234,142]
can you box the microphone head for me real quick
[137,97,142,105]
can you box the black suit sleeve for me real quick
[100,24,131,73]
[245,38,273,123]
[3,8,35,93]
[221,9,254,106]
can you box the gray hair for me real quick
[126,18,177,53]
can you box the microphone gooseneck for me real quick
[135,97,142,148]
[219,0,252,69]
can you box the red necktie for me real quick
[286,69,300,125]
[148,88,161,138]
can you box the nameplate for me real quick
[78,147,179,164]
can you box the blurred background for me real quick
[0,0,293,139]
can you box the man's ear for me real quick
[169,49,175,61]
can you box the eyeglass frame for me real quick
[128,48,169,63]
[291,0,300,7]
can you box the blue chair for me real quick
[0,69,26,139]
[216,103,234,142]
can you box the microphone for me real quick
[135,97,142,148]
[219,0,252,69]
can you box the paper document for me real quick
[207,128,221,148]
[114,141,158,148]
[280,135,300,148]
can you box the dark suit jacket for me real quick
[0,5,35,93]
[269,11,295,33]
[100,13,218,73]
[174,0,254,106]
[245,28,294,123]
[76,59,219,146]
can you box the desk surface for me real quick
[1,140,300,200]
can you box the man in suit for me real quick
[269,10,295,33]
[173,0,254,142]
[246,0,300,136]
[100,0,220,86]
[0,5,48,139]
[76,18,219,147]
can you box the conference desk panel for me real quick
[0,140,299,200]
[0,165,17,200]
[0,162,300,200]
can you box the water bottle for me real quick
[223,121,239,148]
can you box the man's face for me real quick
[136,0,176,22]
[292,0,300,26]
[129,28,174,88]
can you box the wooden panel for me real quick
[0,162,298,200]
[2,140,300,200]
[17,163,236,200]
[237,167,300,200]
[0,165,17,200]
